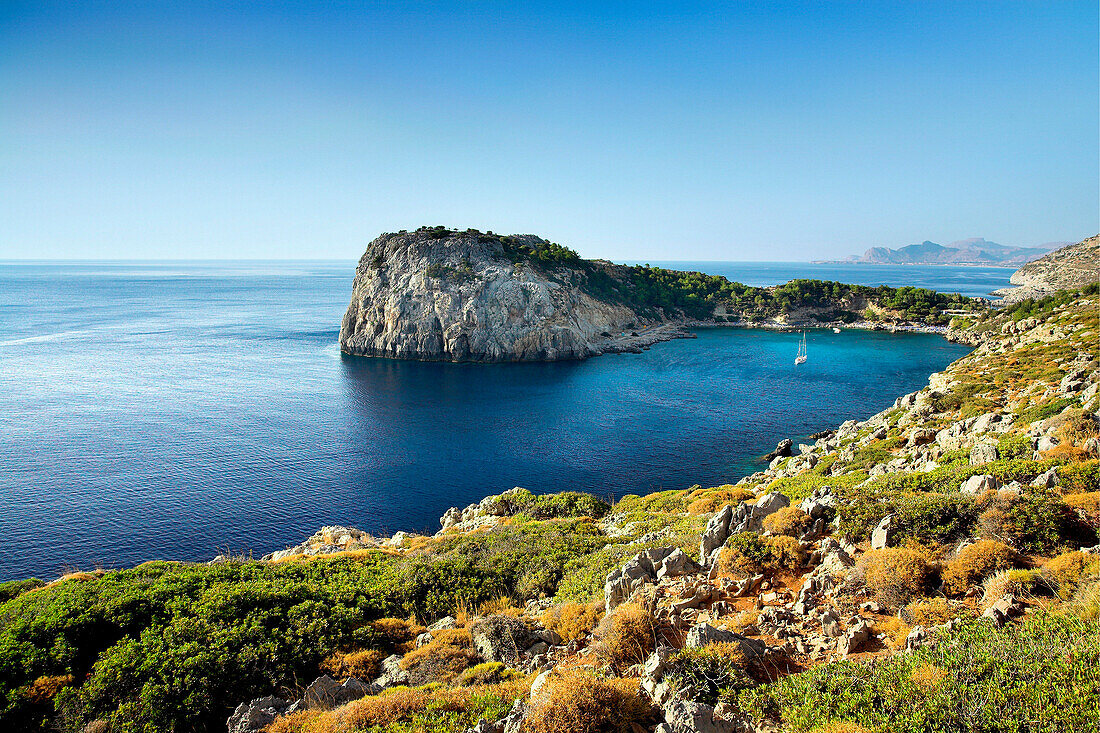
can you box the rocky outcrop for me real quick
[339,227,685,362]
[995,235,1099,302]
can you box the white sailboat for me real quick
[833,327,841,333]
[794,330,807,365]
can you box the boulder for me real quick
[301,675,343,709]
[961,474,999,495]
[820,608,841,638]
[837,619,872,657]
[429,615,458,631]
[969,443,998,465]
[657,548,700,580]
[227,696,290,733]
[905,625,929,650]
[764,438,793,461]
[683,623,766,658]
[605,547,678,609]
[373,654,409,689]
[661,697,738,733]
[1031,468,1060,488]
[870,515,896,550]
[469,615,538,665]
[699,505,735,567]
[799,487,837,520]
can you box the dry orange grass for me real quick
[906,597,966,627]
[762,506,811,537]
[267,678,530,733]
[871,616,911,649]
[1043,550,1100,599]
[687,486,754,515]
[398,628,478,684]
[857,548,932,607]
[524,670,654,733]
[811,723,873,733]
[20,674,73,705]
[370,617,425,653]
[909,662,948,690]
[941,540,1017,596]
[477,595,524,617]
[1064,491,1100,526]
[539,602,601,642]
[320,648,386,680]
[593,602,654,669]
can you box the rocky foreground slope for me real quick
[224,288,1097,733]
[2,287,1097,733]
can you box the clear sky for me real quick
[1,1,1096,261]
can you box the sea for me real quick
[0,261,1010,581]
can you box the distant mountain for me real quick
[994,235,1100,302]
[829,238,1062,266]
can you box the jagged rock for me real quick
[815,537,855,575]
[820,608,841,637]
[961,474,999,495]
[837,619,872,657]
[301,675,343,709]
[699,505,735,567]
[908,428,936,447]
[227,696,290,733]
[373,654,409,689]
[765,438,793,461]
[605,546,678,609]
[1037,435,1060,452]
[658,548,701,580]
[469,615,537,665]
[905,625,929,650]
[799,487,837,520]
[969,443,998,465]
[728,492,790,536]
[1031,468,1060,488]
[983,594,1025,627]
[870,515,896,550]
[429,615,458,631]
[662,697,738,733]
[684,623,766,658]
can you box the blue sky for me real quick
[1,1,1096,261]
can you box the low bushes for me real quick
[739,612,1100,733]
[665,642,755,706]
[524,669,654,733]
[455,661,522,687]
[1059,460,1099,494]
[719,533,806,575]
[593,602,654,669]
[857,548,932,607]
[539,602,600,642]
[763,507,811,537]
[982,569,1042,604]
[399,628,478,685]
[687,486,754,515]
[1043,551,1100,600]
[941,540,1017,596]
[902,597,966,627]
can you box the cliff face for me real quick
[338,229,670,362]
[1002,235,1099,299]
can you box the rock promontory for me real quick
[338,227,680,362]
[995,234,1099,302]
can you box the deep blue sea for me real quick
[0,261,1003,581]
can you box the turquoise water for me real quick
[0,261,979,580]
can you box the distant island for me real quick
[816,237,1065,267]
[339,226,981,363]
[994,234,1100,302]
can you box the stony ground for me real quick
[230,289,1098,733]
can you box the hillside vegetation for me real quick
[2,288,1097,733]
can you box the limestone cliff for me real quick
[338,227,680,362]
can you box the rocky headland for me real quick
[339,226,984,363]
[995,235,1099,303]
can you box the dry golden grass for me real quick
[399,628,478,684]
[524,670,654,733]
[539,602,600,642]
[1043,550,1100,600]
[1064,491,1100,525]
[909,662,948,691]
[593,602,654,669]
[857,548,932,608]
[870,616,911,649]
[19,674,73,705]
[477,595,523,617]
[811,723,873,733]
[320,648,386,680]
[981,569,1040,605]
[906,597,966,627]
[370,617,425,653]
[941,540,1017,597]
[268,678,531,733]
[687,486,754,515]
[762,506,812,537]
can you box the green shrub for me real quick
[739,613,1099,732]
[666,642,756,706]
[1017,398,1078,426]
[996,433,1034,460]
[0,578,44,604]
[1002,488,1089,554]
[1060,460,1100,494]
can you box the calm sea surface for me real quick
[0,261,1002,580]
